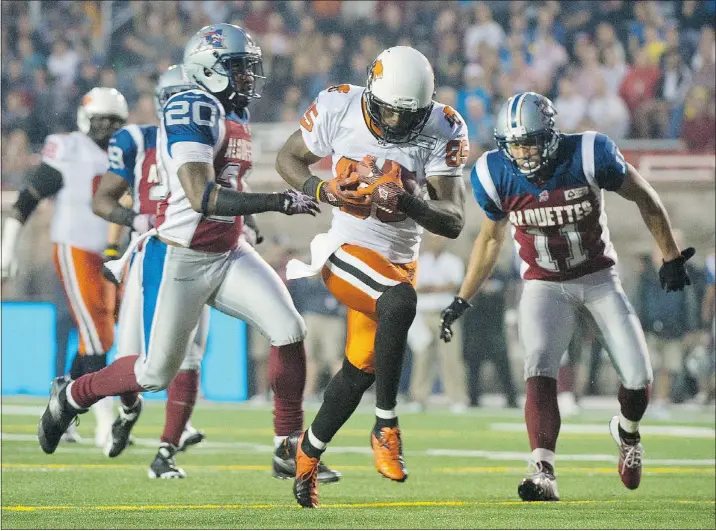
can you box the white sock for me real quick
[64,381,82,410]
[619,413,639,434]
[531,448,556,467]
[375,407,396,420]
[307,427,327,450]
[274,435,288,449]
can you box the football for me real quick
[354,157,420,222]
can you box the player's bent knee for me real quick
[376,283,417,324]
[135,367,176,392]
[268,313,307,346]
[341,358,376,393]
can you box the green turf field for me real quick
[2,397,714,529]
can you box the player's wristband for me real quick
[104,244,120,259]
[301,175,324,201]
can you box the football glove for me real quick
[321,173,372,211]
[356,156,407,214]
[439,296,472,343]
[659,247,695,292]
[277,189,321,216]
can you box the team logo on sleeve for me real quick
[538,190,549,202]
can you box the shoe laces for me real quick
[621,442,643,473]
[376,427,402,457]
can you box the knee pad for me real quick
[269,313,307,346]
[135,365,174,392]
[376,283,417,323]
[340,358,376,393]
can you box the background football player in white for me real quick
[92,65,208,471]
[2,87,129,448]
[440,92,694,501]
[276,46,469,507]
[37,24,339,482]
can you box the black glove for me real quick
[659,247,695,292]
[277,189,321,216]
[439,296,472,343]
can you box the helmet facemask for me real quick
[365,90,432,144]
[208,53,265,111]
[88,115,127,149]
[497,130,559,177]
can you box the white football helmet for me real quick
[364,46,435,144]
[154,64,196,118]
[182,23,264,112]
[77,87,129,147]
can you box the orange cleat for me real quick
[293,432,320,508]
[371,426,408,482]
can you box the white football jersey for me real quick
[301,84,469,263]
[41,132,110,254]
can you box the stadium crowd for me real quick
[2,0,716,190]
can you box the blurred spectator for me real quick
[435,32,464,87]
[638,50,693,139]
[458,64,491,119]
[289,276,345,401]
[46,38,80,89]
[554,77,588,133]
[531,25,569,91]
[619,47,661,126]
[461,267,518,408]
[17,37,44,74]
[601,45,629,96]
[691,26,716,94]
[636,237,700,416]
[643,25,668,66]
[408,234,468,413]
[679,0,709,56]
[280,85,303,122]
[680,86,716,151]
[3,91,32,135]
[464,95,495,153]
[129,94,159,125]
[595,22,627,65]
[587,76,631,139]
[464,2,505,61]
[573,43,603,100]
[1,129,38,191]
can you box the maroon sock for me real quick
[160,370,200,447]
[70,355,143,409]
[269,341,306,436]
[524,376,561,452]
[557,364,575,394]
[120,392,140,408]
[618,384,651,422]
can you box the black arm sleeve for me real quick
[213,187,283,217]
[27,163,64,198]
[106,205,137,228]
[397,194,464,239]
[14,163,64,222]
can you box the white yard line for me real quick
[3,433,714,466]
[489,422,715,438]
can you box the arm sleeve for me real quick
[593,133,628,191]
[470,158,506,221]
[299,89,340,158]
[26,163,64,198]
[163,91,221,158]
[107,128,138,186]
[424,106,470,177]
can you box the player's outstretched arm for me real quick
[179,162,319,217]
[616,163,694,291]
[439,216,508,342]
[92,171,154,235]
[103,193,133,261]
[2,163,63,278]
[398,175,466,239]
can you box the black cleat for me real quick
[518,461,560,501]
[38,377,87,454]
[273,431,342,484]
[148,443,186,479]
[105,396,143,458]
[177,423,205,452]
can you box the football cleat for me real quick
[293,432,319,508]
[371,426,408,482]
[273,431,342,483]
[609,415,643,490]
[148,443,187,479]
[38,377,87,454]
[105,396,144,458]
[518,461,560,501]
[178,422,205,452]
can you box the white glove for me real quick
[1,217,22,279]
[131,214,155,234]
